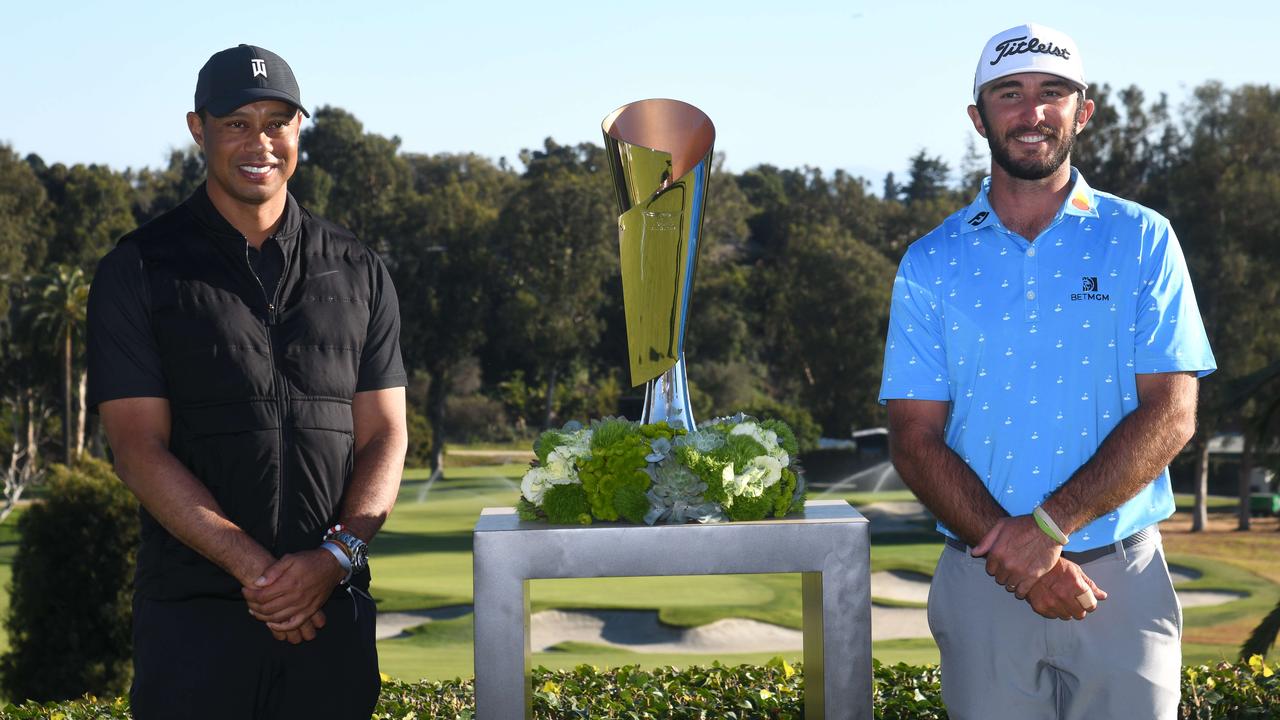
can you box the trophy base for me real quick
[641,357,695,430]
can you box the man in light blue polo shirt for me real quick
[879,23,1215,719]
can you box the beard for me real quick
[983,112,1080,180]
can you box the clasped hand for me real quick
[1024,557,1108,620]
[243,548,346,644]
[973,515,1106,619]
[972,515,1062,597]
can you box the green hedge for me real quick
[1,658,1275,719]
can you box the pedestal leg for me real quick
[802,571,827,719]
[474,544,531,719]
[802,539,873,718]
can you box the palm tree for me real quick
[1242,604,1280,660]
[1230,359,1280,660]
[1,278,51,523]
[30,265,89,466]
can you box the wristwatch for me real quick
[322,524,369,584]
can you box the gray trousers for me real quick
[927,530,1181,719]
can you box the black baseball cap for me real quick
[194,44,310,118]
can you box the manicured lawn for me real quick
[375,462,953,680]
[838,489,920,506]
[370,458,1280,682]
[377,612,944,681]
[1173,493,1243,512]
[0,451,1272,683]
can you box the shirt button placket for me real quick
[1024,244,1039,321]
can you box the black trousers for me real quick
[130,588,379,720]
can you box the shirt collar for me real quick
[1062,169,1099,219]
[183,182,302,243]
[959,167,1099,234]
[958,177,998,234]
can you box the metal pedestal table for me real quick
[472,499,871,719]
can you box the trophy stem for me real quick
[641,357,695,430]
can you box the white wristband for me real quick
[321,540,354,584]
[1033,505,1070,545]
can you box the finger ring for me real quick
[1006,585,1016,592]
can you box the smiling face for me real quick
[968,73,1094,181]
[186,100,301,209]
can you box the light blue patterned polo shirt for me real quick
[878,169,1216,551]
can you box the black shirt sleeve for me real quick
[86,241,168,409]
[355,250,407,392]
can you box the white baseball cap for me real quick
[973,23,1087,103]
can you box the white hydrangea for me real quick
[521,466,571,505]
[720,455,784,505]
[729,422,790,467]
[521,429,592,505]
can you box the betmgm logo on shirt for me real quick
[1071,276,1109,301]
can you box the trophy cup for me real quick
[602,99,715,430]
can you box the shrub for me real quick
[0,458,138,703]
[687,360,768,418]
[445,394,513,443]
[405,405,434,468]
[1180,656,1280,719]
[2,658,1276,718]
[496,369,622,432]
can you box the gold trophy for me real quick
[602,99,715,430]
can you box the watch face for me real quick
[334,531,368,572]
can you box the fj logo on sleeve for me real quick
[251,59,267,78]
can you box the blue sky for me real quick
[3,0,1274,187]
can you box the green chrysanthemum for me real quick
[639,421,685,441]
[613,485,650,524]
[578,422,651,520]
[724,487,776,521]
[543,484,593,525]
[773,468,800,517]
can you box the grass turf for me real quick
[375,610,945,680]
[0,450,1272,682]
[367,456,1280,681]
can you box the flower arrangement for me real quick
[517,414,805,525]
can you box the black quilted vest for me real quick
[126,186,375,599]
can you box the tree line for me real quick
[1,81,1278,526]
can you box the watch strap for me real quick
[323,525,369,576]
[321,540,354,585]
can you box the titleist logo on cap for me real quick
[990,35,1071,65]
[973,24,1086,103]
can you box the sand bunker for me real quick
[375,605,471,640]
[376,565,1245,646]
[374,513,1249,649]
[872,570,932,604]
[530,610,803,653]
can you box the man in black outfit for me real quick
[87,45,408,719]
